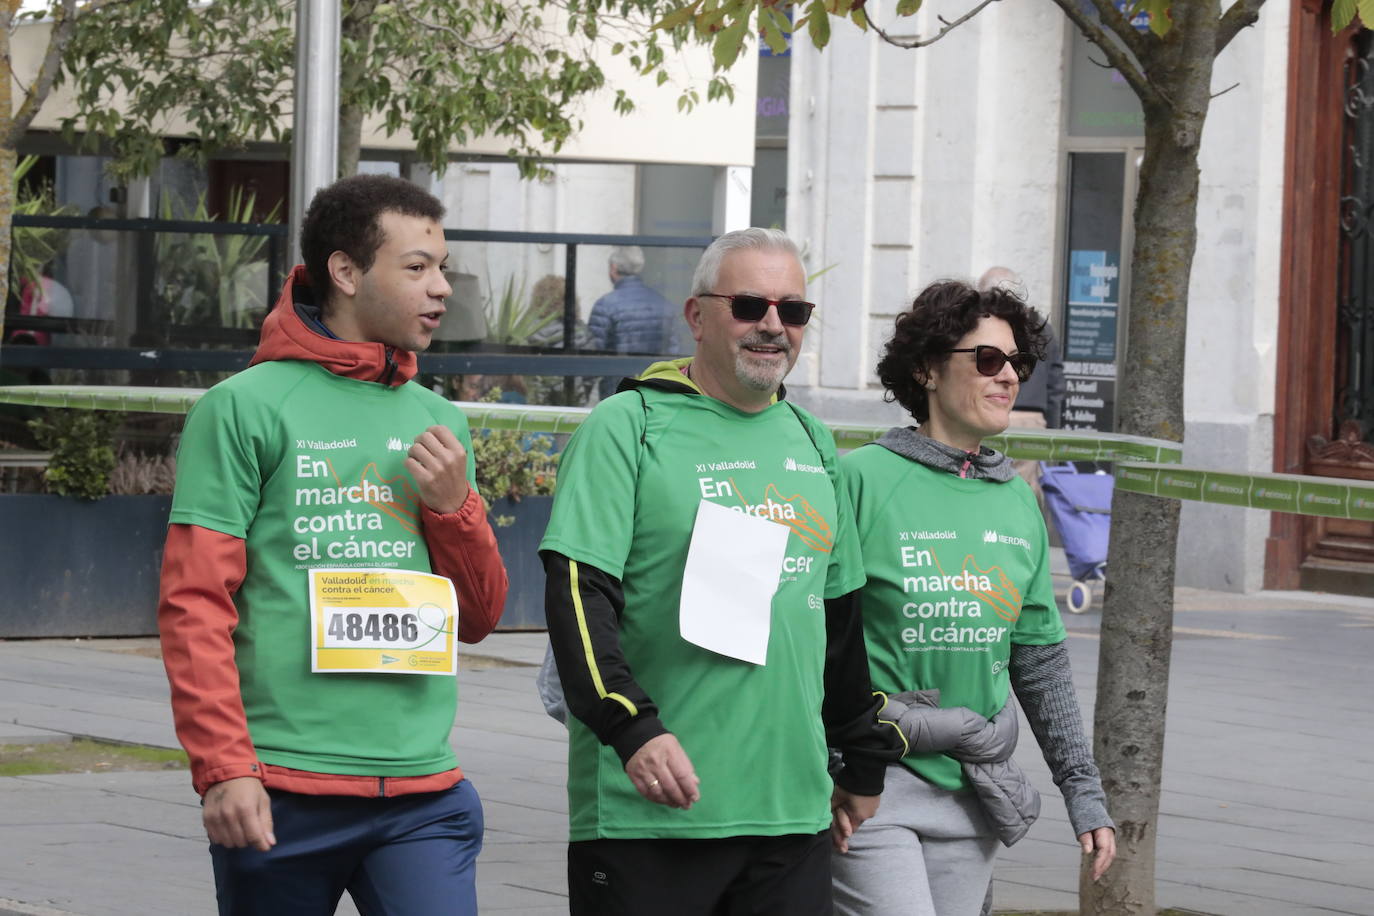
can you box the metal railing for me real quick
[5,214,711,382]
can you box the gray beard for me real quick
[734,333,791,392]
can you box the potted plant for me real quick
[0,409,175,638]
[470,390,560,630]
[155,187,281,332]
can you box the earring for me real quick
[924,382,936,392]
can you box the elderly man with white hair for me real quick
[542,228,901,915]
[588,245,681,399]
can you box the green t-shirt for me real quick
[840,443,1065,791]
[540,387,865,841]
[170,360,479,776]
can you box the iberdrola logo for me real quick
[783,456,826,474]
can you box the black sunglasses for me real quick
[698,293,816,327]
[948,345,1037,382]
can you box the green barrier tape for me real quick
[1,386,1183,464]
[0,385,597,436]
[18,384,1374,521]
[0,385,207,414]
[1114,462,1374,521]
[834,426,1182,463]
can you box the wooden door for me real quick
[1270,1,1374,595]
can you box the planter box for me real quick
[0,492,553,637]
[0,494,171,638]
[489,495,552,631]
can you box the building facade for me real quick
[780,0,1293,594]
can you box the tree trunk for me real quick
[1082,8,1219,913]
[336,0,380,177]
[0,145,14,349]
[1,3,14,347]
[338,102,364,179]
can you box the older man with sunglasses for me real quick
[539,228,900,915]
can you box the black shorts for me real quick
[568,830,832,916]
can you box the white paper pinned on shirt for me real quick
[679,499,789,665]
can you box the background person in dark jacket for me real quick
[589,246,680,399]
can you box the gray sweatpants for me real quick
[832,764,999,916]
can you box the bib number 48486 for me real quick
[325,611,420,647]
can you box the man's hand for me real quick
[1080,826,1116,881]
[203,777,275,852]
[625,734,700,810]
[830,787,880,854]
[407,425,471,514]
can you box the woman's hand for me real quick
[1080,826,1116,880]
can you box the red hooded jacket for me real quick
[158,266,509,797]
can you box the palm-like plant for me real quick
[483,275,560,346]
[10,155,76,299]
[155,187,281,330]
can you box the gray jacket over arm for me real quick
[877,639,1115,845]
[1010,640,1114,838]
[879,689,1040,846]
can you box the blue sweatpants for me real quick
[210,779,483,916]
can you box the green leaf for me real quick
[1333,0,1355,30]
[697,4,729,36]
[894,0,921,18]
[1357,0,1374,30]
[712,14,750,70]
[1129,0,1170,36]
[654,2,701,32]
[807,0,831,48]
[761,6,791,55]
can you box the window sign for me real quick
[1066,2,1145,137]
[1063,251,1120,430]
[756,54,791,141]
[1066,251,1120,361]
[1061,153,1126,431]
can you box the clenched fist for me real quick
[407,425,471,514]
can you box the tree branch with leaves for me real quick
[52,0,731,181]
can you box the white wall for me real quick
[1174,0,1289,592]
[786,0,1064,426]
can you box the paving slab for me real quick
[986,592,1374,915]
[3,589,1373,915]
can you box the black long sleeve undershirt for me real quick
[541,551,667,765]
[824,590,906,795]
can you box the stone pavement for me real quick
[1,584,1372,915]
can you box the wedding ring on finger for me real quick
[648,779,660,788]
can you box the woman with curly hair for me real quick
[830,279,1115,915]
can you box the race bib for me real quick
[308,568,458,675]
